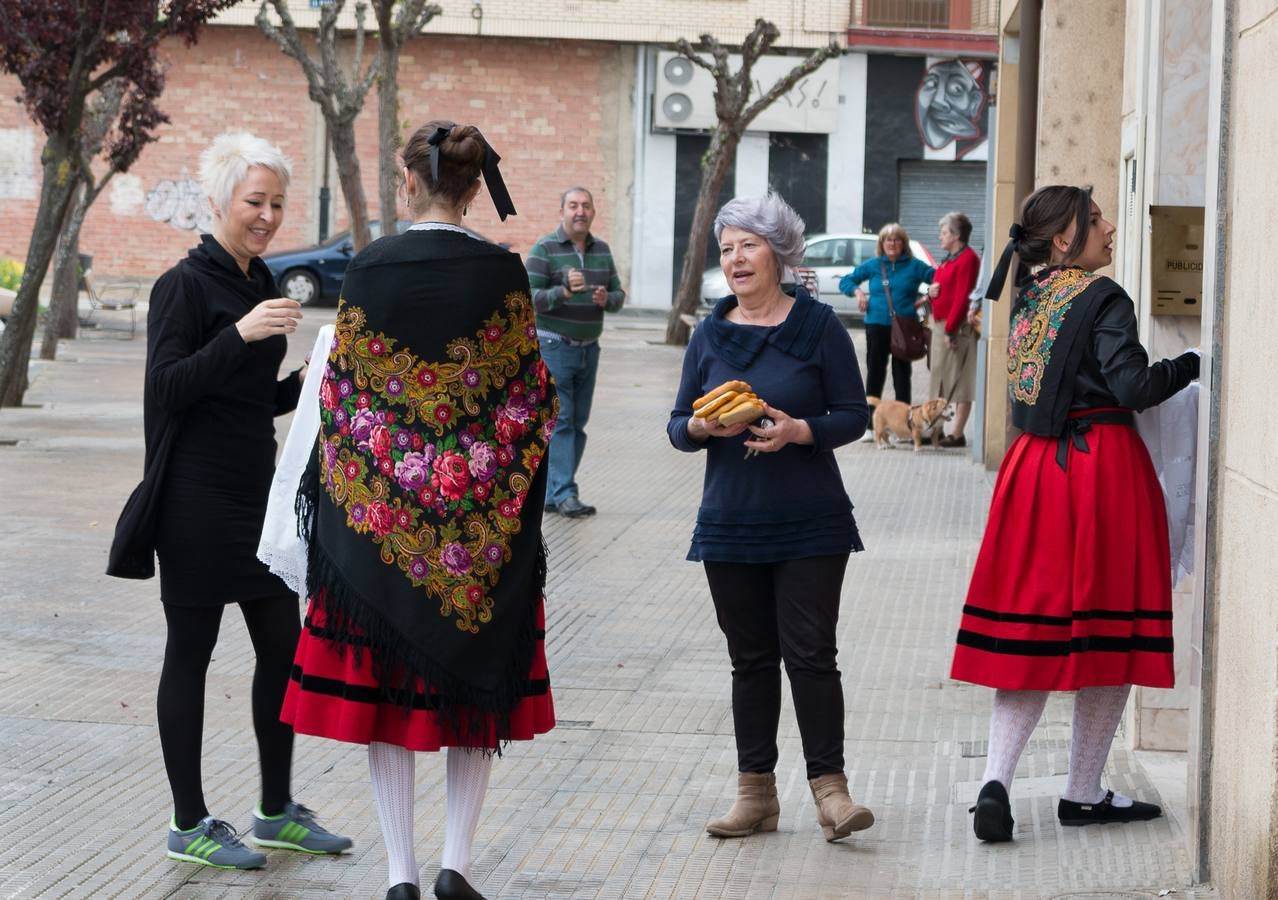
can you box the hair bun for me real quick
[440,125,485,171]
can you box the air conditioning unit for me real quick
[652,51,841,135]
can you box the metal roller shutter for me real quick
[897,160,988,263]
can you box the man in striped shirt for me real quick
[526,187,626,518]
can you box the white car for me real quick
[702,232,936,320]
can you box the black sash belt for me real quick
[1056,410,1135,471]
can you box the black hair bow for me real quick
[984,222,1027,301]
[426,125,518,222]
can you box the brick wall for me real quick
[0,26,633,280]
[214,0,849,49]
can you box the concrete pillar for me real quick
[1205,2,1278,894]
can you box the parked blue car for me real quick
[263,221,408,305]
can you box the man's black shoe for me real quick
[1057,790,1162,826]
[543,502,557,515]
[558,497,596,518]
[387,883,421,900]
[970,779,1014,842]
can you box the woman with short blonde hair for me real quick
[838,222,935,406]
[875,222,912,258]
[115,130,351,870]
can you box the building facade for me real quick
[628,46,995,310]
[0,0,996,314]
[0,25,635,285]
[983,2,1278,895]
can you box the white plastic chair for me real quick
[80,270,140,338]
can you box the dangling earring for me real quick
[462,204,469,217]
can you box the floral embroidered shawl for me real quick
[1007,266,1115,437]
[298,229,556,744]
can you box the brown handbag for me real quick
[882,260,931,362]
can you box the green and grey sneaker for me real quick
[167,816,267,869]
[251,801,352,854]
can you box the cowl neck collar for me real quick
[186,233,277,302]
[701,285,832,368]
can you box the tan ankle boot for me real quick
[809,773,874,841]
[706,772,780,837]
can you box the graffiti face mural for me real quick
[915,60,986,152]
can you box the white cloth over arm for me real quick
[258,324,334,597]
[1135,380,1199,587]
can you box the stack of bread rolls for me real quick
[692,380,766,426]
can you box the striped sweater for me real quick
[526,225,625,341]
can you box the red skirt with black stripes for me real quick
[280,593,555,751]
[950,412,1174,691]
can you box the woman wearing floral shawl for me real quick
[281,120,556,900]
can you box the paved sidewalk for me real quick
[0,311,1213,899]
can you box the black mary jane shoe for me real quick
[1057,790,1162,826]
[434,868,486,900]
[386,884,421,900]
[970,780,1014,842]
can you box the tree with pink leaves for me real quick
[0,0,239,407]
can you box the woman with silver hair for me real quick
[115,130,350,869]
[926,210,981,447]
[667,192,875,844]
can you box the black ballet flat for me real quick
[1057,790,1162,826]
[434,868,486,900]
[970,779,1014,842]
[387,884,421,900]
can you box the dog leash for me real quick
[940,324,975,408]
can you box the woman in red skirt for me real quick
[950,185,1199,843]
[282,121,555,900]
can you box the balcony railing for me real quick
[851,0,998,32]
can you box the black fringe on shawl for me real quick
[294,450,547,755]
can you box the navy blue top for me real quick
[667,289,870,563]
[838,254,935,327]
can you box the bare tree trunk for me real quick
[370,0,439,238]
[40,182,89,359]
[0,148,79,407]
[665,130,740,345]
[661,23,838,347]
[376,39,402,236]
[331,121,373,251]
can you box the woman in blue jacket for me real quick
[838,223,935,405]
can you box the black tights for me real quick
[157,595,301,830]
[864,323,913,403]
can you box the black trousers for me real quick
[704,553,849,779]
[864,323,912,404]
[157,595,301,829]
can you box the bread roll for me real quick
[693,380,750,410]
[693,391,739,419]
[716,395,764,426]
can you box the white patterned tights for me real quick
[982,686,1134,807]
[368,742,494,888]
